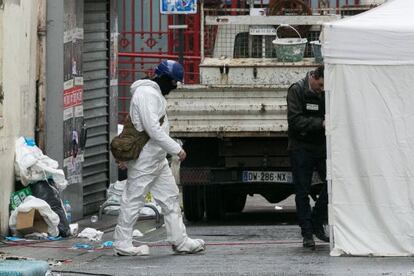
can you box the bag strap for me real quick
[123,115,135,129]
[122,114,130,124]
[159,115,165,126]
[125,114,165,127]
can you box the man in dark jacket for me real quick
[287,65,329,249]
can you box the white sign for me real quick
[160,0,197,14]
[249,25,277,36]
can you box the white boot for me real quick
[172,237,206,254]
[114,244,150,256]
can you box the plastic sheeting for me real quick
[14,137,68,191]
[324,0,414,256]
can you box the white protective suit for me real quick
[113,79,204,255]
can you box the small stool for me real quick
[98,203,162,229]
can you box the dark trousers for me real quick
[290,147,328,238]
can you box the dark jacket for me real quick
[287,73,326,153]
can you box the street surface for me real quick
[1,195,414,275]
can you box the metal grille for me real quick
[204,15,323,59]
[206,24,290,59]
[82,0,110,216]
[181,167,211,185]
[202,0,365,59]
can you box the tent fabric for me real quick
[326,64,414,256]
[323,0,414,256]
[323,0,414,65]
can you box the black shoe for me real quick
[303,237,315,249]
[314,228,329,242]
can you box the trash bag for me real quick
[30,180,70,237]
[14,137,68,191]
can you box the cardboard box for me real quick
[16,209,48,235]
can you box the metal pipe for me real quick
[200,0,205,61]
[178,15,184,65]
[35,0,47,150]
[119,52,201,60]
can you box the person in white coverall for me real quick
[113,60,206,256]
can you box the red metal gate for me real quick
[118,0,201,120]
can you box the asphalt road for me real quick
[2,195,414,275]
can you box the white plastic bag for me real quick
[77,227,104,241]
[14,137,68,191]
[9,196,60,237]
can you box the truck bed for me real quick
[166,86,288,138]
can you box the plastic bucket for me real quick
[310,40,323,63]
[272,25,307,62]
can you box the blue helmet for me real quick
[154,60,184,82]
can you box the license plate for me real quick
[242,171,292,183]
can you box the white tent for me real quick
[323,0,414,256]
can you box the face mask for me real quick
[155,75,177,96]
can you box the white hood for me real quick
[130,79,160,96]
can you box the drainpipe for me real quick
[200,0,204,61]
[35,0,46,150]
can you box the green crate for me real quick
[10,187,32,210]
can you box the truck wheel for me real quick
[182,185,205,222]
[205,185,224,221]
[225,193,247,213]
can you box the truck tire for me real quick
[205,185,224,220]
[182,185,205,222]
[225,192,247,213]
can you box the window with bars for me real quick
[234,32,277,58]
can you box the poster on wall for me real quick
[63,0,84,185]
[63,87,84,184]
[160,0,197,14]
[110,31,118,87]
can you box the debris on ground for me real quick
[77,227,104,241]
[132,229,143,237]
[100,241,113,248]
[71,243,94,250]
